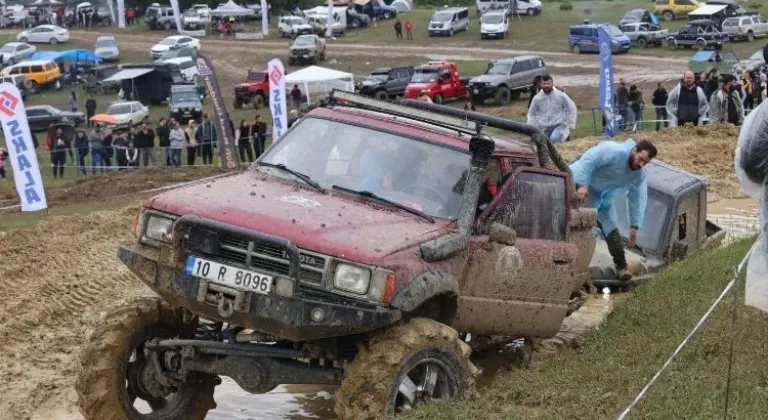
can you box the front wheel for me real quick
[662,11,673,21]
[636,37,648,49]
[28,80,39,94]
[334,318,477,419]
[747,31,755,42]
[571,44,581,54]
[252,93,266,109]
[433,93,444,104]
[75,298,218,420]
[667,39,677,49]
[527,8,535,16]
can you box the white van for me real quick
[428,7,470,37]
[476,0,542,17]
[480,10,509,39]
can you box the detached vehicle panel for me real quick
[468,55,548,105]
[76,90,600,420]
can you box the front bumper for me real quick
[170,109,202,122]
[468,85,496,99]
[291,53,317,61]
[118,217,401,342]
[429,28,452,36]
[481,31,504,38]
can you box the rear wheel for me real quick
[334,318,477,419]
[19,36,27,43]
[50,37,58,45]
[28,80,39,94]
[667,39,677,49]
[747,31,755,42]
[233,97,243,109]
[636,37,648,49]
[163,20,171,30]
[527,8,535,16]
[95,84,104,96]
[571,44,581,54]
[695,39,706,50]
[252,93,266,109]
[374,90,389,101]
[75,298,218,420]
[433,93,444,104]
[662,11,673,21]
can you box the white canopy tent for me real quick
[285,65,354,104]
[209,0,255,17]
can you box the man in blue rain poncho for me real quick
[570,139,658,281]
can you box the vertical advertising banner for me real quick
[106,0,116,26]
[169,0,183,33]
[116,0,125,28]
[260,0,269,36]
[0,83,47,211]
[196,55,241,170]
[326,0,334,38]
[268,59,288,142]
[598,25,615,138]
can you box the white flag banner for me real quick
[267,59,287,141]
[260,0,268,36]
[116,0,125,28]
[325,0,333,38]
[169,0,183,33]
[106,0,116,25]
[0,82,47,211]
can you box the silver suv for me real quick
[288,34,327,65]
[722,15,768,42]
[468,55,549,105]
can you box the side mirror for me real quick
[489,223,516,246]
[670,240,688,261]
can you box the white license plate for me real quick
[185,255,273,294]
[473,89,479,94]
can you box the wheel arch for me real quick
[390,270,459,320]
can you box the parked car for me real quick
[722,15,768,42]
[653,0,702,21]
[429,7,470,37]
[687,4,730,28]
[0,74,28,100]
[619,8,657,26]
[16,25,70,44]
[106,100,149,128]
[306,15,346,37]
[568,23,631,54]
[666,19,728,49]
[150,35,200,60]
[288,34,326,65]
[346,9,370,28]
[354,1,397,19]
[356,65,414,100]
[734,48,765,72]
[619,22,669,48]
[182,9,205,30]
[0,42,35,66]
[145,5,177,30]
[476,0,542,17]
[94,36,120,62]
[1,59,61,93]
[480,10,509,39]
[468,55,548,105]
[277,16,313,38]
[162,57,199,82]
[154,46,198,64]
[82,64,122,95]
[403,61,470,104]
[25,105,84,131]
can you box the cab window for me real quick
[30,65,43,73]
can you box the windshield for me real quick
[614,190,671,252]
[0,45,15,53]
[481,14,504,24]
[95,38,116,48]
[432,12,452,22]
[183,9,198,17]
[605,25,624,37]
[294,36,313,45]
[723,18,739,26]
[247,71,266,81]
[160,38,177,46]
[366,71,389,82]
[485,62,511,75]
[411,68,438,83]
[625,10,642,19]
[171,91,199,103]
[258,117,471,219]
[147,8,159,18]
[107,103,132,114]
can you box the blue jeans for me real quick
[544,125,566,143]
[632,106,644,129]
[170,148,182,167]
[76,149,88,175]
[91,150,103,173]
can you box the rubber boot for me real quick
[605,229,632,282]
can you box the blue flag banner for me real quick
[598,25,615,137]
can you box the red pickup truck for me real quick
[403,61,470,104]
[233,69,270,109]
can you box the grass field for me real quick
[401,238,768,420]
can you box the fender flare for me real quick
[390,269,459,313]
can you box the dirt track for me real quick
[0,204,151,419]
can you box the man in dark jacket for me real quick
[252,115,267,158]
[196,113,217,165]
[157,118,171,166]
[112,130,128,170]
[85,94,97,128]
[616,79,630,130]
[666,71,709,127]
[651,82,669,131]
[135,122,156,167]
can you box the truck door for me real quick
[453,167,579,338]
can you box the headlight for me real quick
[194,107,201,111]
[172,108,179,112]
[142,213,175,243]
[333,264,370,294]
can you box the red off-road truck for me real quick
[233,69,269,109]
[403,61,471,104]
[75,91,598,420]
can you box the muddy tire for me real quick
[233,97,243,109]
[636,37,648,49]
[662,11,673,21]
[75,297,218,420]
[374,90,389,101]
[495,86,511,105]
[334,318,477,419]
[571,44,581,54]
[252,93,266,109]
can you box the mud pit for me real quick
[557,124,744,199]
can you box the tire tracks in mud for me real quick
[0,205,152,419]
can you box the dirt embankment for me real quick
[556,124,743,199]
[0,167,224,208]
[0,204,152,419]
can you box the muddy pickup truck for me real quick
[589,159,725,288]
[233,69,269,109]
[76,90,601,420]
[288,34,327,65]
[619,22,669,48]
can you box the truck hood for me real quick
[481,23,505,32]
[469,74,504,85]
[589,239,665,281]
[147,172,452,264]
[170,100,201,109]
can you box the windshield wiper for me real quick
[331,185,435,223]
[259,162,325,193]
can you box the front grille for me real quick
[219,236,326,284]
[293,48,311,55]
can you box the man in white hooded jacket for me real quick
[526,75,577,143]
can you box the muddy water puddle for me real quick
[208,296,616,419]
[708,198,760,245]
